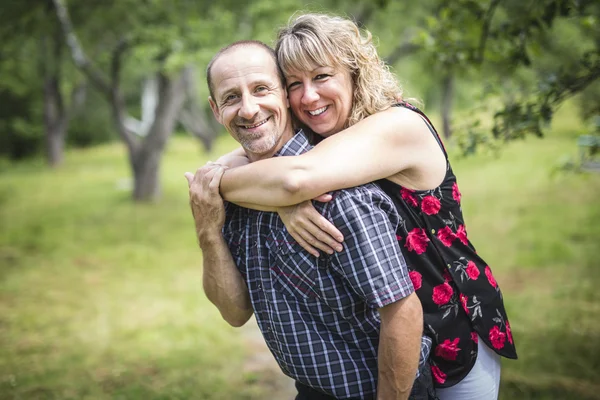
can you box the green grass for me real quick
[1,106,599,399]
[0,136,271,399]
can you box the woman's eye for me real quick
[287,81,300,90]
[315,74,330,80]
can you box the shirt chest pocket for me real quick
[266,232,319,301]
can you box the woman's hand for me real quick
[277,198,344,257]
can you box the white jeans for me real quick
[436,336,502,400]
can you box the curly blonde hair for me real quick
[275,13,402,129]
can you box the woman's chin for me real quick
[305,123,335,137]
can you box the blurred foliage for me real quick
[423,0,600,152]
[0,0,598,161]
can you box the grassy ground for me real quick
[1,106,599,399]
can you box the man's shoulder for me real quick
[332,182,392,203]
[320,182,397,219]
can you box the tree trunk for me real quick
[132,147,161,201]
[43,76,67,167]
[441,71,454,139]
[178,65,220,151]
[128,71,187,202]
[46,122,66,167]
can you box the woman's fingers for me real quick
[278,200,345,256]
[313,214,344,243]
[208,165,227,193]
[298,226,336,255]
[313,193,333,202]
[288,229,320,257]
[301,219,343,253]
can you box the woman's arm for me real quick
[214,146,249,169]
[220,107,444,207]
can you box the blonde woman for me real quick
[211,13,517,400]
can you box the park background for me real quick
[1,0,599,399]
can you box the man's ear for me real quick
[208,96,222,124]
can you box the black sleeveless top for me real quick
[376,103,518,387]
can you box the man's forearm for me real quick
[377,293,423,400]
[199,231,253,327]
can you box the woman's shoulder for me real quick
[372,105,434,143]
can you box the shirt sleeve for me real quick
[327,185,414,309]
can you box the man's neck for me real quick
[246,128,295,162]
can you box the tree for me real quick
[415,0,600,151]
[0,0,86,166]
[51,0,245,201]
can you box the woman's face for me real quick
[285,65,353,137]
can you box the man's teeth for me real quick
[244,119,268,129]
[308,106,327,116]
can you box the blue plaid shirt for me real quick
[223,131,431,399]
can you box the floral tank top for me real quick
[375,103,518,387]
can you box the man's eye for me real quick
[224,94,238,102]
[255,86,268,93]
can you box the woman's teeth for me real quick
[308,106,327,116]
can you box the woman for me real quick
[214,13,517,399]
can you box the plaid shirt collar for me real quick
[273,129,311,157]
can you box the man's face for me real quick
[209,46,293,161]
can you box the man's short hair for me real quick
[206,40,284,102]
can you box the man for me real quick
[185,41,430,400]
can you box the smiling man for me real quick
[206,41,292,162]
[186,41,431,400]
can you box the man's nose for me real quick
[239,95,260,120]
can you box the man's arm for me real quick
[186,165,253,327]
[327,188,422,400]
[377,293,423,400]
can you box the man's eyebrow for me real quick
[218,87,237,100]
[254,79,277,87]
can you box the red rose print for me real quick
[431,365,446,384]
[421,195,441,215]
[405,228,430,254]
[485,266,498,288]
[443,269,453,282]
[395,234,403,242]
[489,325,506,350]
[460,293,469,314]
[401,188,418,207]
[432,282,453,305]
[471,332,478,343]
[452,182,462,203]
[506,320,513,345]
[435,338,461,361]
[437,226,456,247]
[456,225,468,245]
[409,270,422,291]
[465,261,480,280]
